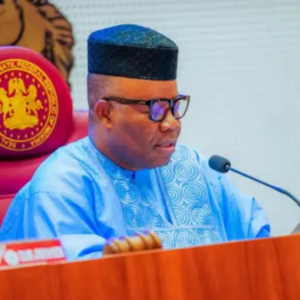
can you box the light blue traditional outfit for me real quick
[0,137,270,260]
[0,24,270,259]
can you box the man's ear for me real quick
[94,99,112,128]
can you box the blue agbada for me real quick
[0,137,270,260]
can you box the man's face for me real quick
[105,77,181,170]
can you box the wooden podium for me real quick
[1,235,300,300]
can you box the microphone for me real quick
[208,155,300,208]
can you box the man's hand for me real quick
[103,231,162,255]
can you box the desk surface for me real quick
[0,235,300,300]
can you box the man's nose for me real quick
[159,110,180,132]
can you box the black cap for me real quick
[88,24,178,81]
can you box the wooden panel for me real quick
[1,235,300,300]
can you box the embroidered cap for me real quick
[88,24,178,81]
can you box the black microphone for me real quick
[208,155,300,208]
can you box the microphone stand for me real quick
[227,166,300,234]
[227,166,300,208]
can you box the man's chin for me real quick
[148,156,172,169]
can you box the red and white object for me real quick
[0,239,65,268]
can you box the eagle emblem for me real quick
[0,59,58,151]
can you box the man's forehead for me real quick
[99,75,178,100]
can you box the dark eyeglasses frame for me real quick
[103,94,190,122]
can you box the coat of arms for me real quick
[0,59,58,151]
[0,79,44,130]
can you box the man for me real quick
[0,24,270,260]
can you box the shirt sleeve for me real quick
[22,192,106,260]
[218,174,271,240]
[193,149,271,240]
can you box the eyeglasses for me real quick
[103,94,190,122]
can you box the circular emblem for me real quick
[4,249,19,267]
[0,59,59,151]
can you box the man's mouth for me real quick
[155,141,176,153]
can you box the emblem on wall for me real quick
[0,0,74,87]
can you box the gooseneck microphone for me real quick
[208,155,300,208]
